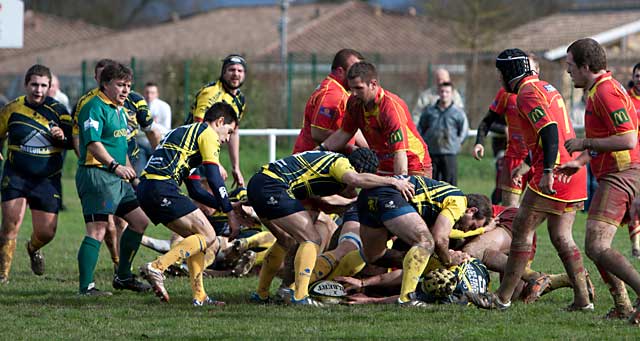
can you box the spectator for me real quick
[412,68,464,124]
[418,82,468,185]
[143,82,172,136]
[48,74,71,112]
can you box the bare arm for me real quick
[342,171,414,201]
[430,214,455,266]
[144,127,161,149]
[393,150,408,175]
[354,129,369,148]
[228,128,244,187]
[310,127,333,145]
[565,132,637,153]
[321,128,354,151]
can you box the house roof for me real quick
[490,9,640,59]
[0,3,342,74]
[258,1,457,61]
[0,10,113,60]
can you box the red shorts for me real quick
[520,188,584,216]
[498,156,525,194]
[588,168,640,226]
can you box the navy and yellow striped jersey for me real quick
[260,150,355,200]
[408,176,467,227]
[73,88,152,142]
[185,81,245,124]
[141,123,221,185]
[0,96,72,178]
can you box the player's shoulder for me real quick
[127,90,146,102]
[1,96,25,113]
[43,96,69,114]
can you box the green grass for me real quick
[2,148,640,339]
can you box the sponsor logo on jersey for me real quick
[318,106,335,118]
[527,106,546,123]
[83,117,99,131]
[113,128,128,138]
[610,109,630,126]
[389,129,404,144]
[543,84,556,92]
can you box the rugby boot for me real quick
[564,302,594,312]
[604,305,633,320]
[290,295,325,307]
[523,273,551,304]
[79,282,113,297]
[274,287,293,304]
[249,292,272,304]
[140,263,169,302]
[26,241,45,276]
[231,250,257,277]
[193,296,226,307]
[466,292,511,310]
[628,299,640,325]
[113,274,151,292]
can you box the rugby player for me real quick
[320,61,431,177]
[0,65,73,282]
[247,148,414,306]
[138,102,240,306]
[186,54,247,188]
[626,62,640,259]
[466,49,591,311]
[473,56,538,207]
[72,58,160,279]
[559,38,640,322]
[75,63,151,296]
[357,175,492,306]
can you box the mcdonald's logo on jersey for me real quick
[527,106,546,123]
[610,109,630,126]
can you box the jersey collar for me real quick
[328,73,348,92]
[588,71,612,98]
[97,90,120,108]
[631,86,640,99]
[516,74,539,94]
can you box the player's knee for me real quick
[0,218,21,238]
[584,241,604,262]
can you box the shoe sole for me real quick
[232,251,257,277]
[523,275,551,304]
[140,266,170,302]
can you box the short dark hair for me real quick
[204,102,238,125]
[466,193,493,223]
[95,58,118,75]
[438,81,454,90]
[24,64,51,86]
[144,81,158,88]
[347,61,378,83]
[99,63,133,90]
[331,49,364,71]
[632,63,640,75]
[567,38,607,73]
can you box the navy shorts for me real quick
[1,165,61,213]
[247,173,305,220]
[136,178,197,225]
[356,186,416,228]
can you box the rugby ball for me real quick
[309,280,347,305]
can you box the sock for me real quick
[496,242,531,303]
[246,231,276,249]
[522,267,542,282]
[399,246,430,302]
[0,238,17,279]
[204,244,218,269]
[328,250,366,280]
[558,247,590,306]
[293,241,320,300]
[597,265,632,310]
[546,273,571,291]
[254,249,267,266]
[256,243,287,299]
[28,234,46,252]
[77,236,101,292]
[310,251,337,283]
[117,228,143,278]
[152,234,206,272]
[187,252,207,302]
[112,256,120,267]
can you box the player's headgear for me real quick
[220,54,247,89]
[496,49,531,93]
[348,148,379,174]
[422,268,458,298]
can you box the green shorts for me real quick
[76,166,138,217]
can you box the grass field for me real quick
[3,141,640,339]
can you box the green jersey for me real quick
[77,91,129,168]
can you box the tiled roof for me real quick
[0,10,113,60]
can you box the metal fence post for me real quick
[311,53,317,84]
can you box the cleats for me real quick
[232,238,249,255]
[275,287,293,305]
[523,273,551,304]
[604,305,633,320]
[112,274,151,292]
[232,250,256,278]
[565,302,594,312]
[79,282,113,297]
[193,296,226,307]
[26,242,45,276]
[290,295,325,307]
[466,292,511,310]
[140,263,169,302]
[629,299,640,325]
[249,292,272,304]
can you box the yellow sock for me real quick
[152,234,206,272]
[254,249,267,266]
[246,231,276,249]
[203,242,220,268]
[327,250,366,280]
[256,243,287,299]
[399,246,430,302]
[422,256,443,275]
[310,251,337,283]
[548,273,572,290]
[187,252,207,302]
[293,241,320,300]
[28,235,46,251]
[0,238,16,279]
